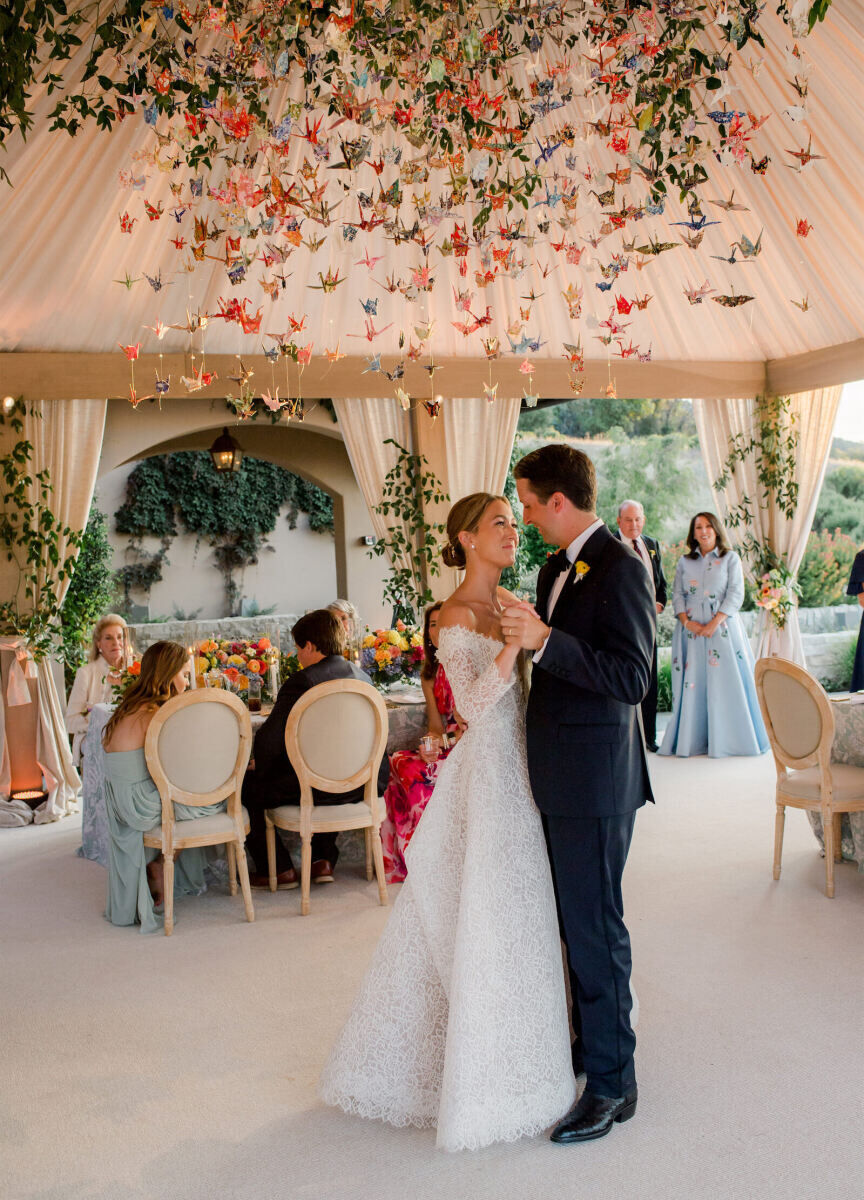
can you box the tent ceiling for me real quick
[1,2,863,401]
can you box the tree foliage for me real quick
[59,503,116,689]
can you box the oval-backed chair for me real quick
[754,656,864,897]
[265,678,389,915]
[144,689,254,934]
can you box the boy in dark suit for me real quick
[243,609,382,889]
[615,499,668,751]
[504,445,655,1143]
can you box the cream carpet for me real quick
[2,752,863,1200]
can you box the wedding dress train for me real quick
[320,625,576,1151]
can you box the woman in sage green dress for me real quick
[102,641,226,934]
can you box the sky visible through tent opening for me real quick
[835,382,864,442]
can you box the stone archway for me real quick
[98,398,389,626]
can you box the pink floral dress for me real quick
[380,664,457,883]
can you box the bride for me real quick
[320,493,576,1151]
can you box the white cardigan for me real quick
[65,656,121,764]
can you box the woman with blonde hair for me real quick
[103,641,225,933]
[65,614,131,764]
[322,493,576,1150]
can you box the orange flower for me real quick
[247,660,262,674]
[129,661,141,676]
[223,667,240,682]
[257,637,271,651]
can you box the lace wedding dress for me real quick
[320,625,576,1151]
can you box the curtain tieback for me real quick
[0,637,39,706]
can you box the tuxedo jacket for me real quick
[252,655,387,803]
[613,530,668,608]
[526,524,656,819]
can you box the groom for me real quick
[504,444,655,1143]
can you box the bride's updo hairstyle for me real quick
[442,492,507,569]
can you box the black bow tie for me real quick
[547,548,572,577]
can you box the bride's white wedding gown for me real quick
[320,625,576,1151]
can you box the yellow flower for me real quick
[386,630,403,646]
[410,633,423,648]
[374,648,390,664]
[362,634,376,648]
[575,560,590,577]
[227,654,246,666]
[235,675,249,690]
[195,656,210,674]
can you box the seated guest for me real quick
[327,599,361,648]
[65,614,130,765]
[102,641,226,934]
[380,602,462,882]
[243,609,387,889]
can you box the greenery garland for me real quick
[59,504,116,688]
[712,392,800,629]
[114,450,334,614]
[0,399,83,660]
[369,438,447,623]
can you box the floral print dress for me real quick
[659,548,769,758]
[380,664,458,882]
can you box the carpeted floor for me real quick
[2,751,863,1200]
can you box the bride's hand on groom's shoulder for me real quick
[502,604,549,652]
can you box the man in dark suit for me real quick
[505,444,655,1143]
[243,609,383,890]
[615,499,668,752]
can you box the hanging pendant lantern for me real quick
[209,427,243,473]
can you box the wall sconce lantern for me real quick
[209,427,243,473]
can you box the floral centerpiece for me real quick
[755,566,801,631]
[109,659,141,702]
[360,623,424,690]
[195,637,279,699]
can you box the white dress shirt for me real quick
[534,517,605,663]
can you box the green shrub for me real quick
[816,634,858,693]
[657,658,673,712]
[797,528,858,608]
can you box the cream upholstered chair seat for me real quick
[143,689,255,934]
[780,764,864,804]
[143,806,251,842]
[266,801,376,828]
[755,656,864,898]
[265,678,389,915]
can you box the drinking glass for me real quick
[247,676,262,713]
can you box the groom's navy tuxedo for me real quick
[526,523,655,1099]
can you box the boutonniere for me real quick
[649,548,656,557]
[574,560,590,580]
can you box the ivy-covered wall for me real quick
[101,452,337,620]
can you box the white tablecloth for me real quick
[805,698,864,870]
[78,699,428,867]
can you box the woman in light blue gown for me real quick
[102,641,225,934]
[659,513,768,758]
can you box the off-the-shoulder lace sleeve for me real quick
[436,626,514,724]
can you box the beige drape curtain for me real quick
[693,388,842,665]
[0,399,107,822]
[332,397,414,581]
[443,396,522,500]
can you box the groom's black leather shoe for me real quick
[550,1087,638,1143]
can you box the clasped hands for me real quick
[684,616,721,638]
[501,603,550,652]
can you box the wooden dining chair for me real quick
[143,689,255,934]
[754,656,864,897]
[265,678,389,915]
